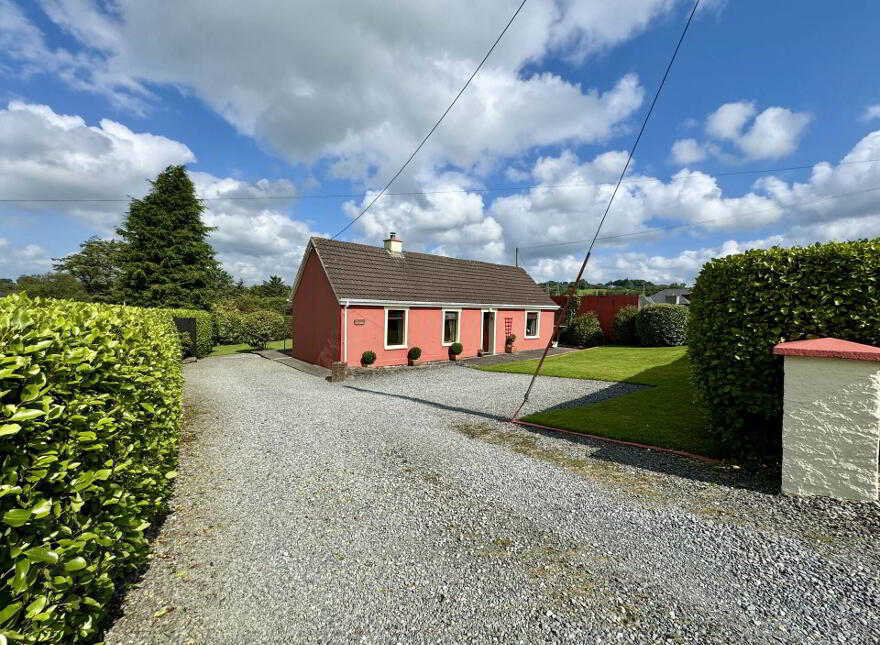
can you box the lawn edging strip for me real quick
[508,419,722,463]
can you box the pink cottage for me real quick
[289,234,559,368]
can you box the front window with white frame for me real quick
[524,311,540,338]
[442,309,460,345]
[385,308,407,349]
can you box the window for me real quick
[525,311,539,338]
[442,309,460,345]
[385,308,407,348]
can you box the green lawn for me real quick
[207,339,291,357]
[479,346,721,458]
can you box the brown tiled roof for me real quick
[308,237,557,307]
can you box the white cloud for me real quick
[0,101,322,283]
[669,138,707,165]
[0,100,194,229]
[863,105,880,121]
[704,101,811,161]
[0,237,51,275]
[0,1,726,182]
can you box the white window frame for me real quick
[524,310,540,339]
[441,308,461,346]
[384,307,409,350]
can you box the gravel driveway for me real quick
[105,354,880,645]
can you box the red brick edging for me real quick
[507,419,723,463]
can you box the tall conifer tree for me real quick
[116,165,222,309]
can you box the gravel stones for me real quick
[103,354,880,644]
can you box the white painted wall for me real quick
[781,356,880,501]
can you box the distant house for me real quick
[290,234,559,368]
[645,287,691,305]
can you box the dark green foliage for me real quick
[635,304,688,347]
[449,342,463,356]
[408,347,422,360]
[116,165,223,309]
[613,305,639,345]
[250,275,290,299]
[12,273,89,302]
[241,310,286,350]
[505,334,516,346]
[567,312,604,347]
[162,308,215,358]
[361,350,376,365]
[52,237,126,303]
[0,293,182,643]
[689,240,880,458]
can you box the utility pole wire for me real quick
[511,0,700,421]
[330,0,529,240]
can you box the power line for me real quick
[1,156,878,204]
[329,0,529,239]
[512,0,700,420]
[516,184,880,253]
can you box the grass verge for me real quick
[478,346,721,458]
[207,339,291,357]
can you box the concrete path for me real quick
[461,345,580,366]
[104,354,880,645]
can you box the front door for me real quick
[482,311,495,353]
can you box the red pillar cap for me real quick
[772,337,880,362]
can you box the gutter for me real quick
[338,298,559,310]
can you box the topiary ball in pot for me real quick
[448,342,463,359]
[635,303,688,347]
[361,350,376,366]
[408,346,422,360]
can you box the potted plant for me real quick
[505,333,517,353]
[361,350,376,367]
[448,342,463,361]
[407,346,423,366]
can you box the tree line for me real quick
[1,165,291,313]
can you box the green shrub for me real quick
[689,240,880,458]
[241,310,285,350]
[566,312,604,347]
[163,308,215,358]
[635,304,688,347]
[613,305,639,345]
[0,293,182,643]
[211,304,247,344]
[361,350,376,365]
[505,334,516,346]
[449,342,463,356]
[408,347,422,360]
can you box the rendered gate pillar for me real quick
[773,338,880,501]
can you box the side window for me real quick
[525,311,539,338]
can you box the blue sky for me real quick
[1,0,879,284]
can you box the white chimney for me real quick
[384,231,403,254]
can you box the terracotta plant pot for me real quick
[449,354,458,361]
[505,345,517,353]
[408,359,423,366]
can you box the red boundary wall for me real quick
[552,294,640,341]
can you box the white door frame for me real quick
[480,308,497,354]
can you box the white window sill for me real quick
[384,345,407,350]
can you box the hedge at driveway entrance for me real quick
[688,239,880,459]
[0,293,183,643]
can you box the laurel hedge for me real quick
[162,308,215,358]
[688,240,880,458]
[612,305,639,345]
[635,304,688,347]
[566,312,604,347]
[0,293,182,643]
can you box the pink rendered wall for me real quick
[344,306,556,367]
[496,309,555,352]
[291,250,341,368]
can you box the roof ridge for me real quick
[311,236,524,272]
